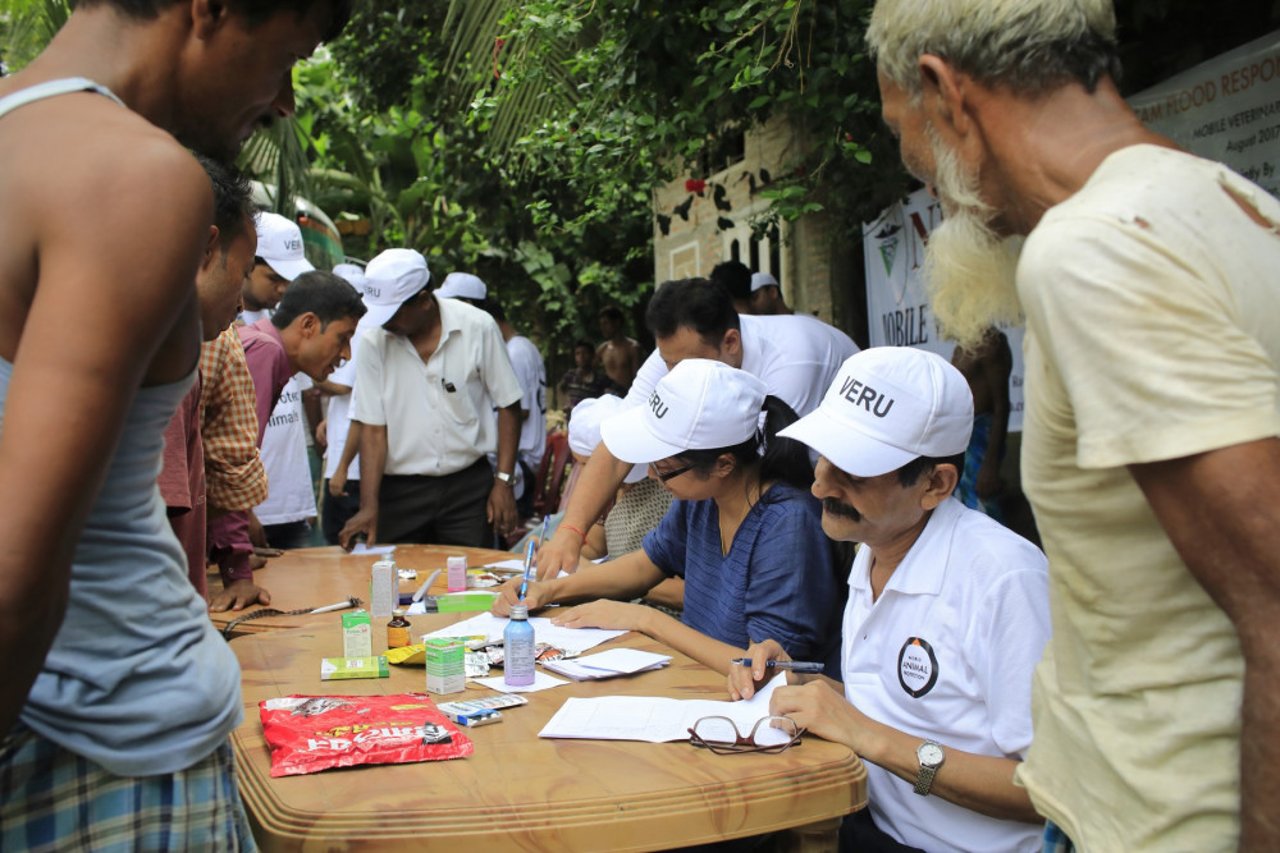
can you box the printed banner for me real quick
[1129,30,1280,198]
[862,189,1026,431]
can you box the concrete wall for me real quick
[651,114,859,332]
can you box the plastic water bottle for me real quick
[504,604,536,687]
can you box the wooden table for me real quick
[231,615,866,851]
[208,545,516,635]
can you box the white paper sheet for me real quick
[423,613,627,653]
[472,672,569,693]
[541,649,671,681]
[350,543,397,556]
[482,558,528,572]
[537,674,791,744]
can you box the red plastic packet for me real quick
[259,694,474,777]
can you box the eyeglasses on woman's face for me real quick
[649,460,694,483]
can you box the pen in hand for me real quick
[731,659,824,674]
[517,538,536,601]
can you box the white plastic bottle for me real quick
[504,604,536,687]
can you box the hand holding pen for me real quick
[728,638,794,701]
[517,538,536,601]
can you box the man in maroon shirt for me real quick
[205,270,365,605]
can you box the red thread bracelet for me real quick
[561,523,588,543]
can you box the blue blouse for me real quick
[642,482,843,672]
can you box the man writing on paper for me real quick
[866,0,1280,847]
[731,348,1049,852]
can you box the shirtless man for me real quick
[596,305,640,393]
[0,0,348,846]
[950,327,1011,517]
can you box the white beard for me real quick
[922,125,1024,351]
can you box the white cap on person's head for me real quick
[779,347,973,478]
[254,212,314,281]
[569,395,647,484]
[436,272,487,301]
[332,263,367,291]
[750,272,779,293]
[360,249,431,328]
[600,359,767,464]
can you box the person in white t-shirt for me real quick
[318,263,370,544]
[484,298,546,518]
[731,347,1050,853]
[338,250,524,548]
[538,276,858,577]
[242,212,321,549]
[241,212,313,325]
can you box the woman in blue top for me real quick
[494,358,842,676]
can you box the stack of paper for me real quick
[546,649,671,680]
[538,674,791,744]
[541,648,671,681]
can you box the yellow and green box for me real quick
[424,637,465,694]
[320,655,389,680]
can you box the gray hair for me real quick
[867,0,1121,98]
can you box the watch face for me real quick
[919,742,944,767]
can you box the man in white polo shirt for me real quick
[241,211,313,324]
[538,276,857,577]
[338,249,524,548]
[730,347,1050,853]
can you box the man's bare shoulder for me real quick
[3,90,206,214]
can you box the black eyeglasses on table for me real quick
[687,715,803,755]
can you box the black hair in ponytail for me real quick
[675,395,813,497]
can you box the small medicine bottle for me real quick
[503,603,536,687]
[387,609,411,649]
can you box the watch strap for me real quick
[913,762,939,796]
[913,741,944,796]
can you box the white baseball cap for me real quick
[750,272,779,293]
[436,272,487,301]
[779,347,973,477]
[254,212,315,281]
[601,359,767,464]
[332,263,367,291]
[569,396,647,484]
[360,249,431,328]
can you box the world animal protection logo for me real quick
[898,637,939,698]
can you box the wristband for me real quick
[561,523,588,543]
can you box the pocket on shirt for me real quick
[437,378,478,426]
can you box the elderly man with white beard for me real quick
[865,2,1280,851]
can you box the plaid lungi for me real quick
[0,724,256,852]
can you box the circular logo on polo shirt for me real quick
[897,637,939,698]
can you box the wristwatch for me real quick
[913,740,945,796]
[494,470,516,487]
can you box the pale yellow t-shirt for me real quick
[1015,144,1280,851]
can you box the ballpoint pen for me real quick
[730,659,825,674]
[517,538,536,601]
[538,516,549,545]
